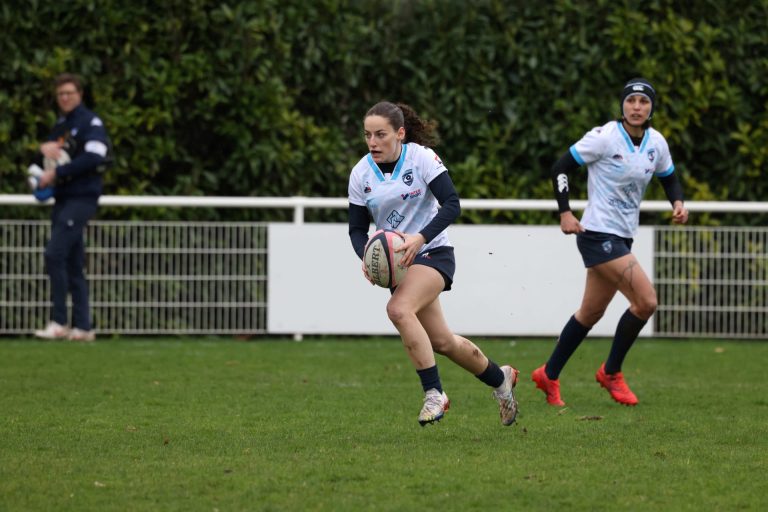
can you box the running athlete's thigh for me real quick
[591,253,655,306]
[579,267,620,325]
[416,296,453,342]
[389,265,445,314]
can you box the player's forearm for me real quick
[550,151,581,213]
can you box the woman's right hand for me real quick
[559,210,585,234]
[39,141,61,161]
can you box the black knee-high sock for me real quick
[605,309,647,374]
[475,360,505,388]
[417,365,442,393]
[546,315,591,380]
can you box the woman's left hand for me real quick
[395,232,425,267]
[671,201,689,224]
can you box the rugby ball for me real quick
[363,229,408,288]
[26,164,55,201]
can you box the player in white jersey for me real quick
[532,78,689,407]
[348,101,519,426]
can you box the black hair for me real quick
[365,101,440,147]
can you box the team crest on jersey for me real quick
[364,181,371,193]
[434,154,443,166]
[622,182,638,197]
[602,241,613,254]
[387,210,405,229]
[402,170,413,186]
[647,148,656,162]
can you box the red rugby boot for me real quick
[531,364,565,406]
[595,363,638,406]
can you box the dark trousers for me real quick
[45,197,98,330]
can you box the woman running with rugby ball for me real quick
[348,101,520,427]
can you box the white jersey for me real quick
[348,142,451,251]
[570,120,675,238]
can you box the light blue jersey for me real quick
[348,142,451,251]
[570,120,675,238]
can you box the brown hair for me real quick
[53,73,83,94]
[365,101,440,147]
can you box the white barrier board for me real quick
[268,223,653,337]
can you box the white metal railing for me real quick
[5,194,768,220]
[0,219,267,335]
[2,195,767,338]
[655,226,768,338]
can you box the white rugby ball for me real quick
[363,229,408,288]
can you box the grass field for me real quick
[1,337,766,511]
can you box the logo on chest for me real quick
[402,170,414,186]
[401,188,423,201]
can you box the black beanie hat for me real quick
[620,77,656,120]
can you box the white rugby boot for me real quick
[493,365,520,426]
[34,321,69,340]
[418,388,450,426]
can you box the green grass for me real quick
[0,337,766,511]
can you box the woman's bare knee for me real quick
[632,295,658,320]
[386,300,412,326]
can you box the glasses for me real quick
[57,90,78,97]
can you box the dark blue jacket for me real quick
[47,104,111,200]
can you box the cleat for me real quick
[68,328,96,342]
[418,388,450,426]
[34,321,69,340]
[531,364,565,406]
[493,365,520,425]
[596,363,638,405]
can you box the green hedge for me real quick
[1,0,766,222]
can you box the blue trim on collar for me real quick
[638,131,650,153]
[617,121,635,153]
[366,143,408,182]
[366,154,386,182]
[617,120,650,153]
[391,144,408,181]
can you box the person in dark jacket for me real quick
[34,73,111,342]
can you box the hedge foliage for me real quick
[1,0,766,222]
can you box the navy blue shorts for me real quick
[411,245,456,291]
[576,230,634,268]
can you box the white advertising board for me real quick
[268,223,653,337]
